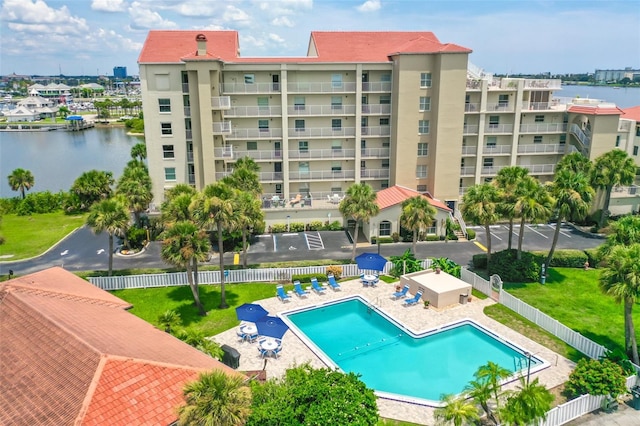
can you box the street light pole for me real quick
[525,351,532,385]
[286,215,290,232]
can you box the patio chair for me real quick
[276,285,291,302]
[391,284,410,300]
[327,274,341,291]
[403,290,423,306]
[293,280,310,298]
[310,277,326,294]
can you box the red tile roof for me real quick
[567,104,624,115]
[621,105,640,122]
[139,30,470,64]
[376,185,451,211]
[0,267,239,426]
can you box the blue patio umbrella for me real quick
[255,315,289,339]
[235,303,269,323]
[355,252,388,271]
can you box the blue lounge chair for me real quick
[327,274,341,291]
[392,284,410,300]
[403,291,423,306]
[276,285,291,302]
[310,277,326,294]
[293,281,310,298]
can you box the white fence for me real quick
[460,268,493,297]
[539,394,606,426]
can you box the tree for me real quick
[7,168,35,199]
[591,149,636,229]
[157,309,181,333]
[161,221,210,316]
[233,191,264,268]
[461,183,500,261]
[476,361,512,420]
[513,176,553,260]
[58,105,70,118]
[545,169,594,270]
[599,243,640,364]
[116,163,153,226]
[555,151,592,176]
[599,215,640,258]
[178,370,251,426]
[566,358,628,398]
[500,377,553,426]
[400,195,436,254]
[339,183,379,260]
[221,156,262,195]
[130,142,147,161]
[70,169,114,210]
[465,378,497,424]
[86,198,130,276]
[174,329,223,359]
[434,393,480,426]
[494,167,529,250]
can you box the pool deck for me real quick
[212,278,576,425]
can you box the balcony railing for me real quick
[287,105,356,116]
[185,129,192,140]
[361,126,391,136]
[289,127,356,138]
[463,124,479,134]
[524,79,562,89]
[519,123,567,133]
[362,82,392,92]
[225,106,282,117]
[222,83,280,94]
[483,145,512,155]
[287,82,357,93]
[361,104,392,114]
[466,79,482,90]
[288,148,356,159]
[521,101,563,111]
[524,164,556,174]
[481,165,508,175]
[486,103,512,112]
[360,169,390,179]
[460,166,476,176]
[289,170,356,180]
[187,152,194,162]
[517,144,565,154]
[464,103,480,112]
[211,96,231,109]
[259,172,284,181]
[618,120,633,132]
[228,128,283,139]
[213,121,232,135]
[485,124,514,134]
[214,148,283,161]
[183,106,191,117]
[361,147,390,158]
[182,83,189,93]
[461,145,477,155]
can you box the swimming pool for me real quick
[283,296,547,405]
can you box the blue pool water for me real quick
[284,297,544,404]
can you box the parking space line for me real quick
[304,232,324,250]
[525,225,548,239]
[272,235,277,252]
[547,224,572,238]
[490,232,502,241]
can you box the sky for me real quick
[1,0,639,77]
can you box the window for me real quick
[161,122,172,135]
[636,126,640,137]
[331,119,342,130]
[361,160,366,168]
[418,120,430,134]
[559,134,566,144]
[615,135,620,147]
[331,161,342,172]
[420,72,432,88]
[162,145,175,159]
[486,136,497,147]
[416,165,427,178]
[381,180,389,189]
[332,140,342,151]
[533,135,543,144]
[361,139,367,149]
[380,74,391,82]
[294,96,305,110]
[247,141,257,150]
[257,97,269,108]
[419,96,431,111]
[417,142,428,156]
[295,119,305,131]
[382,159,389,168]
[489,116,499,128]
[379,221,391,236]
[159,98,171,113]
[483,158,494,167]
[299,162,309,174]
[535,115,545,122]
[244,74,255,84]
[417,185,427,192]
[331,96,342,110]
[331,73,342,88]
[331,186,342,194]
[380,94,391,105]
[633,146,639,156]
[498,94,509,107]
[382,141,390,148]
[379,118,389,126]
[298,141,308,152]
[258,119,269,132]
[164,167,176,181]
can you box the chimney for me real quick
[196,34,207,56]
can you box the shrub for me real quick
[289,222,305,232]
[307,220,324,231]
[488,249,540,282]
[472,253,488,269]
[325,220,343,231]
[531,249,588,268]
[125,226,147,250]
[389,250,423,277]
[565,358,627,398]
[270,223,287,233]
[291,273,318,283]
[371,236,394,244]
[326,265,342,280]
[601,348,636,376]
[391,232,400,242]
[466,228,476,240]
[425,235,440,241]
[584,247,603,268]
[15,191,64,215]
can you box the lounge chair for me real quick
[327,274,341,291]
[293,281,310,298]
[276,285,291,302]
[310,277,326,294]
[392,284,410,300]
[403,290,423,306]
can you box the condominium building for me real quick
[138,30,640,224]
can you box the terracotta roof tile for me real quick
[621,105,640,122]
[138,30,239,63]
[567,105,623,115]
[376,185,451,211]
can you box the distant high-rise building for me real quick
[113,66,127,79]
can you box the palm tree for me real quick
[599,215,640,258]
[116,164,153,226]
[178,370,251,426]
[500,377,554,426]
[161,221,210,316]
[494,166,529,250]
[339,183,380,261]
[461,183,500,261]
[7,168,35,199]
[174,329,224,359]
[221,156,262,195]
[599,243,640,364]
[157,309,181,333]
[476,361,512,418]
[86,198,130,276]
[465,378,497,424]
[400,196,436,254]
[130,142,147,161]
[513,176,553,260]
[234,191,264,268]
[556,151,592,175]
[545,169,594,270]
[591,149,636,229]
[434,393,479,426]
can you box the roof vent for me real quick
[196,34,207,56]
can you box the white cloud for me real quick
[268,33,285,43]
[128,1,177,30]
[91,0,128,12]
[222,5,252,26]
[171,0,222,17]
[357,0,381,12]
[1,0,89,33]
[272,16,294,27]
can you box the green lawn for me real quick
[502,267,640,356]
[0,212,87,260]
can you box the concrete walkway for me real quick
[568,400,640,425]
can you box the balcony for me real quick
[463,124,479,135]
[361,104,392,114]
[215,149,282,161]
[228,128,283,139]
[481,165,507,176]
[461,145,477,156]
[485,124,514,134]
[211,96,231,109]
[261,191,346,210]
[466,79,482,90]
[486,103,512,112]
[287,82,357,93]
[288,148,356,159]
[185,129,192,140]
[289,127,356,138]
[187,151,194,162]
[519,123,567,133]
[464,103,480,112]
[213,121,232,135]
[222,82,280,94]
[289,170,356,180]
[362,82,392,92]
[523,79,562,90]
[569,123,591,148]
[182,83,189,93]
[524,164,556,175]
[360,169,390,179]
[225,106,282,117]
[183,106,191,117]
[618,120,633,132]
[287,105,356,116]
[517,144,565,154]
[361,126,391,136]
[460,166,476,177]
[259,172,284,181]
[521,100,563,111]
[361,147,390,158]
[482,145,512,155]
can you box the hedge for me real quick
[466,229,476,240]
[531,249,588,268]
